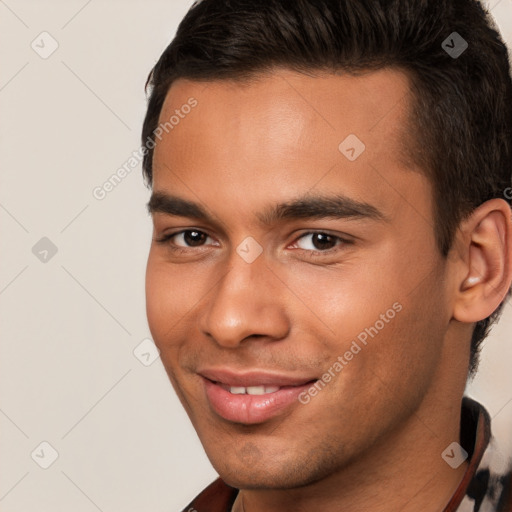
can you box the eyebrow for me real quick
[147,191,388,225]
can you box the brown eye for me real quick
[181,230,208,247]
[295,232,341,251]
[155,229,214,248]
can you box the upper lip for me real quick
[198,368,317,387]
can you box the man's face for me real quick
[146,69,454,488]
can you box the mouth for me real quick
[217,383,282,395]
[199,368,318,424]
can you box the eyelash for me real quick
[154,229,353,258]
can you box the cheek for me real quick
[145,254,190,348]
[145,257,197,404]
[350,268,448,405]
[288,245,446,388]
[145,266,168,341]
[279,256,399,343]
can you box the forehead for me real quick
[158,67,412,140]
[151,68,430,226]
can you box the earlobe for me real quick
[452,199,512,323]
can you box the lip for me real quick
[198,367,317,387]
[199,368,317,424]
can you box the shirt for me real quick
[180,397,512,511]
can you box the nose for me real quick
[199,251,290,348]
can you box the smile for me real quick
[198,368,318,424]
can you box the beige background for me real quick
[1,1,511,510]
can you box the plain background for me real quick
[1,1,511,510]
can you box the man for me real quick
[141,0,512,510]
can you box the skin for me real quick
[145,68,512,512]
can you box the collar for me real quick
[444,397,511,512]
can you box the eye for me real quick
[291,231,350,254]
[155,229,216,249]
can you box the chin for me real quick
[207,446,337,490]
[219,469,314,491]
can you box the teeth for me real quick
[226,385,281,395]
[246,386,266,395]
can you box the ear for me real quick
[452,198,512,323]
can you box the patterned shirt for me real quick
[181,397,512,511]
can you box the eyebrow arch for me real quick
[147,191,388,225]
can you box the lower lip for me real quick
[203,378,315,424]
